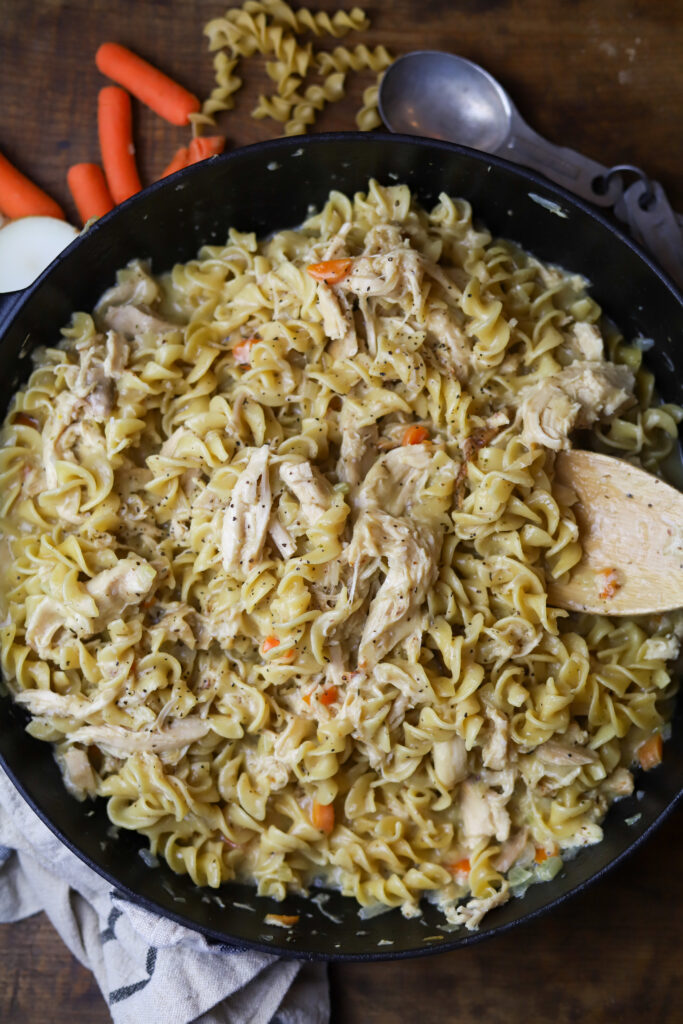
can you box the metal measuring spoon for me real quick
[378,50,623,206]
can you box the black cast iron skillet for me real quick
[0,133,681,961]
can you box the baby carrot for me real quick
[67,163,114,224]
[98,86,142,204]
[187,135,226,165]
[0,149,65,220]
[306,258,353,284]
[402,425,429,445]
[96,42,201,126]
[312,800,335,834]
[158,146,191,180]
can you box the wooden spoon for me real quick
[548,450,683,615]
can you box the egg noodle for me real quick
[0,180,681,929]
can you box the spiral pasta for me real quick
[0,181,681,930]
[201,0,393,134]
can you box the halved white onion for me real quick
[0,216,79,293]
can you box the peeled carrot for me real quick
[312,800,335,834]
[319,686,338,706]
[187,135,226,164]
[637,732,663,771]
[96,42,201,126]
[261,635,280,654]
[66,163,114,224]
[0,149,65,220]
[306,258,353,284]
[158,146,191,180]
[402,425,429,446]
[98,86,142,204]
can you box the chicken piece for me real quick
[14,683,121,721]
[425,308,472,381]
[337,424,378,488]
[492,828,532,873]
[640,634,681,661]
[535,739,599,766]
[85,557,156,627]
[280,460,332,525]
[347,510,442,669]
[481,706,509,771]
[570,322,603,360]
[104,330,129,376]
[221,446,272,577]
[432,734,468,789]
[60,747,97,799]
[600,766,634,798]
[103,304,178,339]
[354,445,439,518]
[519,360,635,450]
[97,259,160,310]
[69,719,209,754]
[268,515,296,558]
[340,245,425,317]
[460,777,511,842]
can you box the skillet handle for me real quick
[0,290,23,333]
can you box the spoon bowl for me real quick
[378,50,512,151]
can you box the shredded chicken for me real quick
[85,557,156,627]
[280,460,332,525]
[346,510,442,669]
[460,776,512,842]
[337,424,378,488]
[535,739,600,766]
[221,446,272,576]
[69,719,210,754]
[60,747,97,800]
[432,735,469,789]
[519,360,635,450]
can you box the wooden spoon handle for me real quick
[548,450,683,615]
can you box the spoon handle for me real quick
[501,113,618,206]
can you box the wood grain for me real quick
[0,1,682,1022]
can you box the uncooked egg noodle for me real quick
[1,180,681,929]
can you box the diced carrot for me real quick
[402,425,429,446]
[637,733,663,771]
[67,163,114,224]
[187,135,226,164]
[264,913,300,928]
[0,148,65,220]
[95,42,201,126]
[319,686,338,706]
[447,857,471,876]
[534,843,559,864]
[312,800,335,834]
[233,338,256,364]
[261,635,280,654]
[306,258,353,284]
[597,567,620,600]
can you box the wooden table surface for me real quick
[1,1,682,1021]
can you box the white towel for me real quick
[0,765,329,1024]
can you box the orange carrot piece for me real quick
[188,136,226,165]
[306,258,353,284]
[534,843,559,864]
[312,800,335,834]
[319,686,338,706]
[261,635,280,654]
[98,86,142,204]
[637,733,663,771]
[96,42,201,126]
[233,338,256,364]
[447,858,471,876]
[0,149,65,220]
[264,913,300,927]
[158,146,191,180]
[402,425,429,446]
[66,163,114,224]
